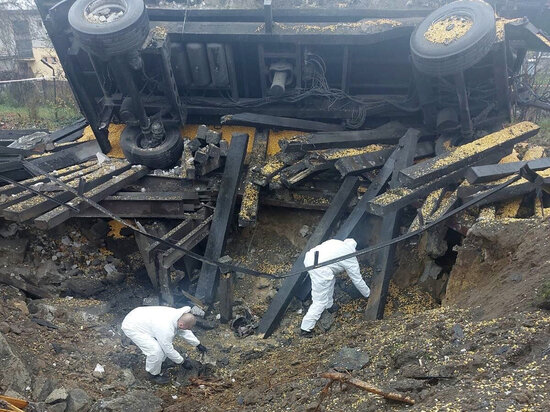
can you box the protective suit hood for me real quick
[343,238,357,250]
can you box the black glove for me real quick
[182,358,193,370]
[196,344,208,353]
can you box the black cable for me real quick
[16,161,523,280]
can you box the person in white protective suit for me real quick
[300,238,370,337]
[121,305,208,384]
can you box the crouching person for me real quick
[121,306,208,384]
[300,238,370,337]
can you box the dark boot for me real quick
[148,374,170,385]
[300,329,313,338]
[327,303,340,314]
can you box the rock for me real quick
[35,261,66,285]
[390,378,426,393]
[48,402,67,412]
[143,296,160,306]
[9,324,22,334]
[0,238,28,265]
[32,375,59,402]
[89,390,162,412]
[105,271,126,285]
[0,322,9,334]
[0,222,19,238]
[256,277,271,290]
[45,388,68,404]
[92,364,105,379]
[329,347,370,371]
[452,324,464,341]
[195,318,217,330]
[65,278,106,298]
[299,225,310,237]
[70,301,112,325]
[0,332,31,393]
[535,281,550,310]
[317,311,334,332]
[509,273,523,282]
[419,259,442,282]
[11,299,29,315]
[67,388,90,412]
[103,263,117,275]
[120,369,135,387]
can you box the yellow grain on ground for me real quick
[479,206,496,220]
[522,145,546,161]
[424,16,473,45]
[107,219,127,239]
[267,129,305,156]
[79,124,126,159]
[181,124,256,153]
[499,150,520,164]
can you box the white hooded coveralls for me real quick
[121,306,200,375]
[301,238,370,332]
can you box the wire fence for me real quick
[0,77,81,131]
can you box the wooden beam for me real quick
[2,161,131,222]
[280,121,409,152]
[257,175,360,338]
[239,130,268,227]
[398,122,540,188]
[160,215,213,269]
[195,133,249,303]
[0,162,102,210]
[365,128,420,320]
[367,151,508,216]
[34,166,149,229]
[221,112,344,132]
[0,160,96,198]
[465,158,550,183]
[144,211,206,261]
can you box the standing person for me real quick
[300,238,370,337]
[121,306,208,384]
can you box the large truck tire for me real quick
[68,0,149,57]
[410,0,496,77]
[120,126,184,170]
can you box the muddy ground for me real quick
[0,207,549,411]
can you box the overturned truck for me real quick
[27,0,550,336]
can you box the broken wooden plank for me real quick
[280,121,408,152]
[335,141,435,177]
[365,128,419,321]
[134,230,159,289]
[34,166,149,229]
[461,168,550,207]
[160,215,213,269]
[398,122,540,188]
[0,160,96,198]
[195,133,249,303]
[239,130,268,227]
[465,157,550,184]
[0,271,52,299]
[367,151,507,216]
[258,176,360,338]
[321,372,415,405]
[3,161,131,222]
[0,162,102,210]
[144,211,206,261]
[221,112,344,132]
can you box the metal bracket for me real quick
[264,0,273,34]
